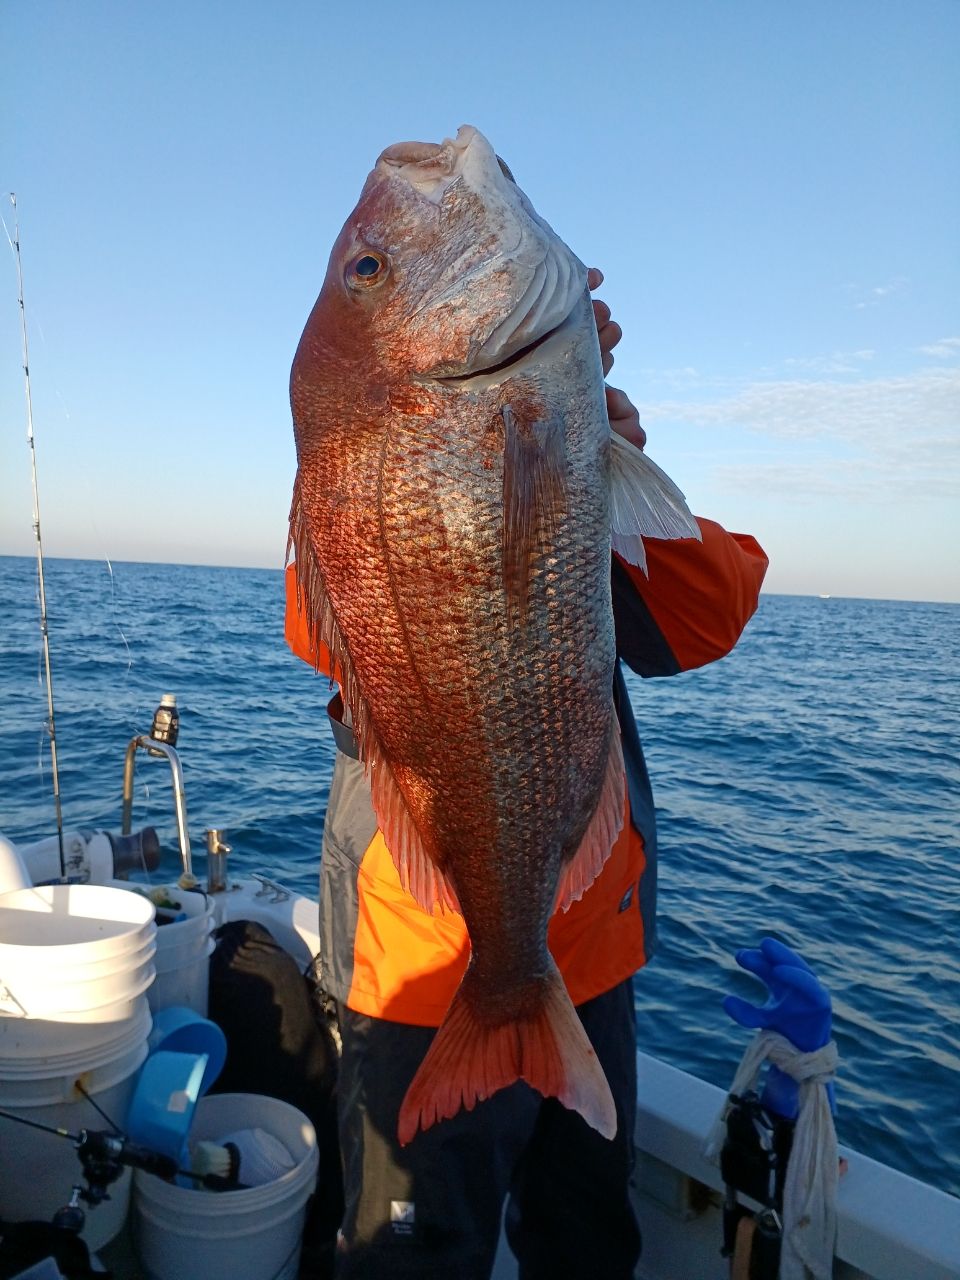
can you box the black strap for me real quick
[327,692,360,759]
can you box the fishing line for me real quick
[0,1108,74,1141]
[104,557,135,674]
[0,210,14,254]
[74,1081,123,1135]
[8,192,66,879]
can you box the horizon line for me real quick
[1,552,956,608]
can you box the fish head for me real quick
[292,124,590,406]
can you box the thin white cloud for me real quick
[714,454,958,501]
[918,337,960,359]
[845,276,909,310]
[639,368,960,500]
[783,350,875,375]
[635,365,701,387]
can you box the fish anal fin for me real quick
[609,432,701,574]
[397,963,617,1145]
[502,404,568,625]
[554,720,625,913]
[368,749,461,915]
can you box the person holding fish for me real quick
[285,126,768,1279]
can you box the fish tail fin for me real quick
[397,963,616,1145]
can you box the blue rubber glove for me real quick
[723,937,834,1120]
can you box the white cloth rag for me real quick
[704,1030,839,1280]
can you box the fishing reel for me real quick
[0,1114,179,1280]
[0,1106,178,1235]
[719,1089,794,1277]
[53,1129,178,1233]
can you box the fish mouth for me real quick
[378,126,517,201]
[377,128,478,204]
[432,300,584,390]
[377,125,589,387]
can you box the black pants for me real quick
[335,978,641,1280]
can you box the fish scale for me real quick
[289,125,699,1143]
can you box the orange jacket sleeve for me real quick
[612,519,768,676]
[284,562,335,677]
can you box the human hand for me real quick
[587,268,622,377]
[587,268,647,451]
[604,385,647,451]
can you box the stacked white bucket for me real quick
[0,884,157,1249]
[0,879,217,1249]
[142,882,216,1018]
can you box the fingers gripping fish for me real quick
[288,125,700,1145]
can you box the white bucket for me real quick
[0,883,157,1026]
[0,995,153,1074]
[36,932,157,985]
[0,884,156,966]
[134,1093,319,1280]
[0,1031,149,1250]
[149,936,215,1016]
[135,886,215,1017]
[0,950,157,1021]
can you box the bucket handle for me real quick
[0,979,28,1017]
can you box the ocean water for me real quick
[1,555,958,1199]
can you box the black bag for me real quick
[0,1220,105,1280]
[208,920,343,1279]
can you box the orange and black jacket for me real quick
[286,519,767,1027]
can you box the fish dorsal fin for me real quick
[608,432,701,574]
[554,716,625,913]
[502,403,568,625]
[289,473,462,917]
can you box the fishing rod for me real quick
[0,1105,242,1199]
[9,192,66,880]
[0,1104,178,1207]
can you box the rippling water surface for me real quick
[1,556,957,1197]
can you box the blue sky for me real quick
[2,1,958,601]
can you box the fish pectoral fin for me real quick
[368,750,462,916]
[554,716,626,913]
[502,403,568,625]
[397,962,616,1146]
[608,432,701,575]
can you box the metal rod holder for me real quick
[205,828,231,893]
[121,737,196,887]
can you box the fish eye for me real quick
[346,251,389,289]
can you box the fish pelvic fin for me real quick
[554,714,625,913]
[608,431,701,574]
[502,403,568,627]
[287,473,352,684]
[397,962,617,1146]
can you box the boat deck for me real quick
[95,1052,960,1280]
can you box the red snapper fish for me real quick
[288,125,699,1144]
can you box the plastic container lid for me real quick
[147,1005,227,1093]
[126,1049,210,1163]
